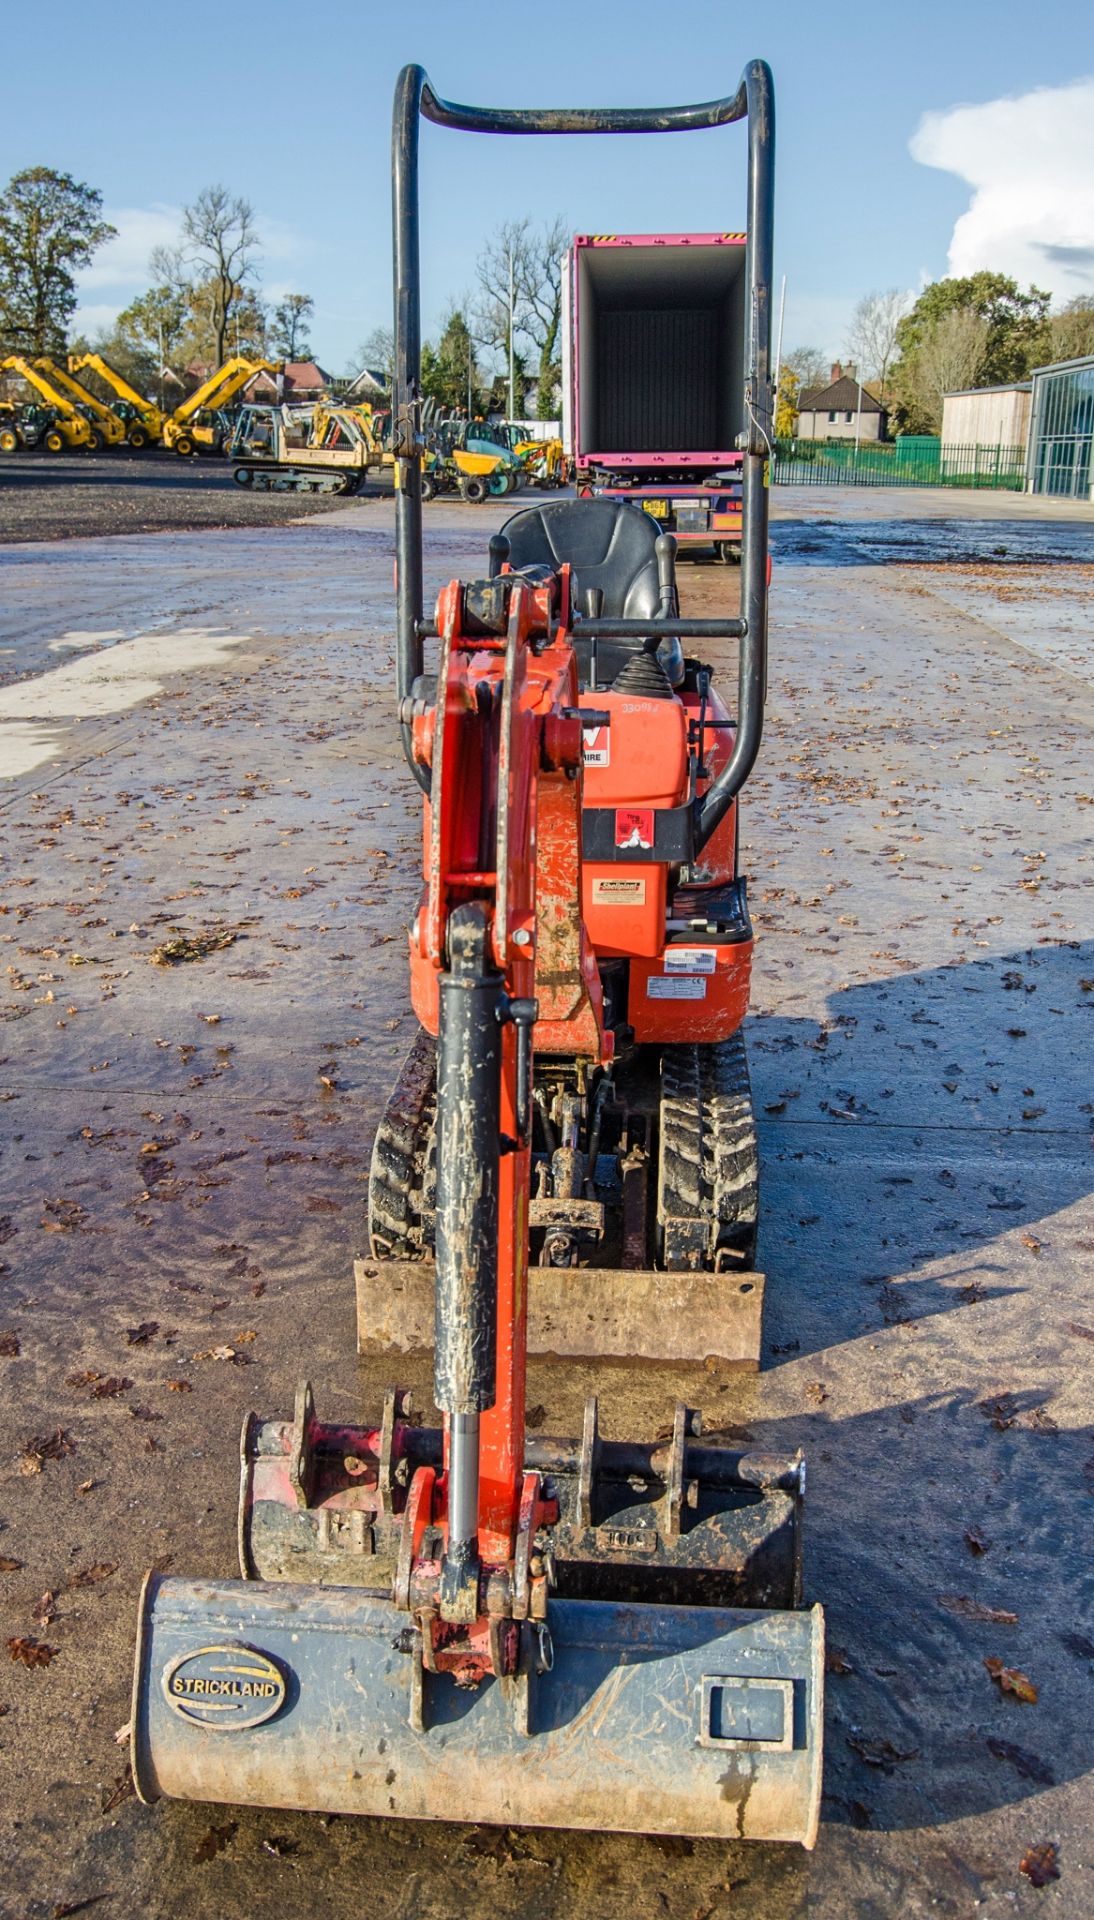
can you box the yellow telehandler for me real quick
[162,356,281,455]
[32,358,127,447]
[0,357,95,450]
[68,352,168,448]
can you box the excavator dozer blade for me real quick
[133,1573,823,1846]
[356,1258,764,1368]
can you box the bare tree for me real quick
[473,216,566,416]
[896,307,989,433]
[180,185,259,366]
[781,345,829,392]
[353,325,394,383]
[846,289,912,399]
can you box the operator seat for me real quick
[500,497,684,690]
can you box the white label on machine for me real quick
[663,948,718,975]
[582,727,610,768]
[647,976,708,1000]
[592,876,645,905]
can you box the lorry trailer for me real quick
[562,233,747,560]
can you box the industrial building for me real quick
[1026,355,1094,498]
[940,382,1031,448]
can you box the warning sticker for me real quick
[592,876,646,905]
[615,806,655,850]
[663,948,718,975]
[582,727,609,769]
[647,976,708,1000]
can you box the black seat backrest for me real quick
[501,498,660,620]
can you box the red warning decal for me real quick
[614,807,654,850]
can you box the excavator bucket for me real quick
[133,1573,823,1844]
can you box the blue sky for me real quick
[3,0,1091,373]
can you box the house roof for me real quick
[346,366,389,396]
[799,375,884,413]
[247,360,331,389]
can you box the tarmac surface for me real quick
[0,486,1092,1918]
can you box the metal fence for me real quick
[773,436,1027,490]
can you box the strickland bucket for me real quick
[132,1573,824,1844]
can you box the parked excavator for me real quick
[161,355,281,455]
[68,352,168,448]
[228,399,385,492]
[131,57,823,1852]
[31,358,127,448]
[0,357,95,450]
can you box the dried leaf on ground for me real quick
[0,1555,25,1572]
[1066,1321,1094,1343]
[52,1897,114,1918]
[984,1657,1038,1703]
[166,1378,193,1393]
[125,1322,159,1344]
[1019,1843,1060,1888]
[20,1428,75,1473]
[964,1527,991,1555]
[194,1820,238,1863]
[846,1733,918,1772]
[826,1646,855,1674]
[7,1635,57,1667]
[938,1594,1018,1625]
[68,1562,117,1588]
[151,930,238,967]
[986,1738,1055,1785]
[0,1331,20,1357]
[33,1591,57,1627]
[305,1194,342,1214]
[192,1345,238,1362]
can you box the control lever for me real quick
[488,532,511,579]
[582,586,604,689]
[655,532,678,619]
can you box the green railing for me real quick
[773,436,1027,490]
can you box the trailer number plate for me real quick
[647,976,707,1000]
[644,498,669,518]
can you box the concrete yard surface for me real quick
[0,486,1092,1918]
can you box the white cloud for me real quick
[78,204,184,289]
[911,78,1094,297]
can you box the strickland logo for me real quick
[163,1643,287,1729]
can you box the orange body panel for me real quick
[581,693,688,958]
[629,938,752,1043]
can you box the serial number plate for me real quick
[644,498,669,518]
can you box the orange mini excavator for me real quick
[131,57,824,1849]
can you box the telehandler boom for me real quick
[0,357,95,450]
[32,358,127,447]
[161,356,281,455]
[68,352,168,447]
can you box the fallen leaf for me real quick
[846,1732,918,1772]
[1020,1232,1043,1254]
[150,930,238,967]
[192,1345,237,1362]
[91,1377,132,1399]
[0,1555,25,1573]
[7,1635,57,1668]
[986,1738,1055,1786]
[32,1591,57,1627]
[305,1195,342,1214]
[825,1646,855,1674]
[233,1329,258,1344]
[1066,1321,1094,1344]
[1019,1843,1060,1888]
[805,1381,828,1405]
[194,1820,238,1863]
[984,1657,1038,1703]
[20,1428,75,1473]
[0,1332,20,1358]
[52,1897,114,1919]
[166,1378,193,1393]
[68,1563,117,1588]
[938,1594,1019,1625]
[125,1322,159,1345]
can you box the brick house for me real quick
[796,362,888,441]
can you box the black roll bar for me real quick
[391,61,775,843]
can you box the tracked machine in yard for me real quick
[132,57,824,1848]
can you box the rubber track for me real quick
[367,1027,437,1259]
[658,1030,759,1269]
